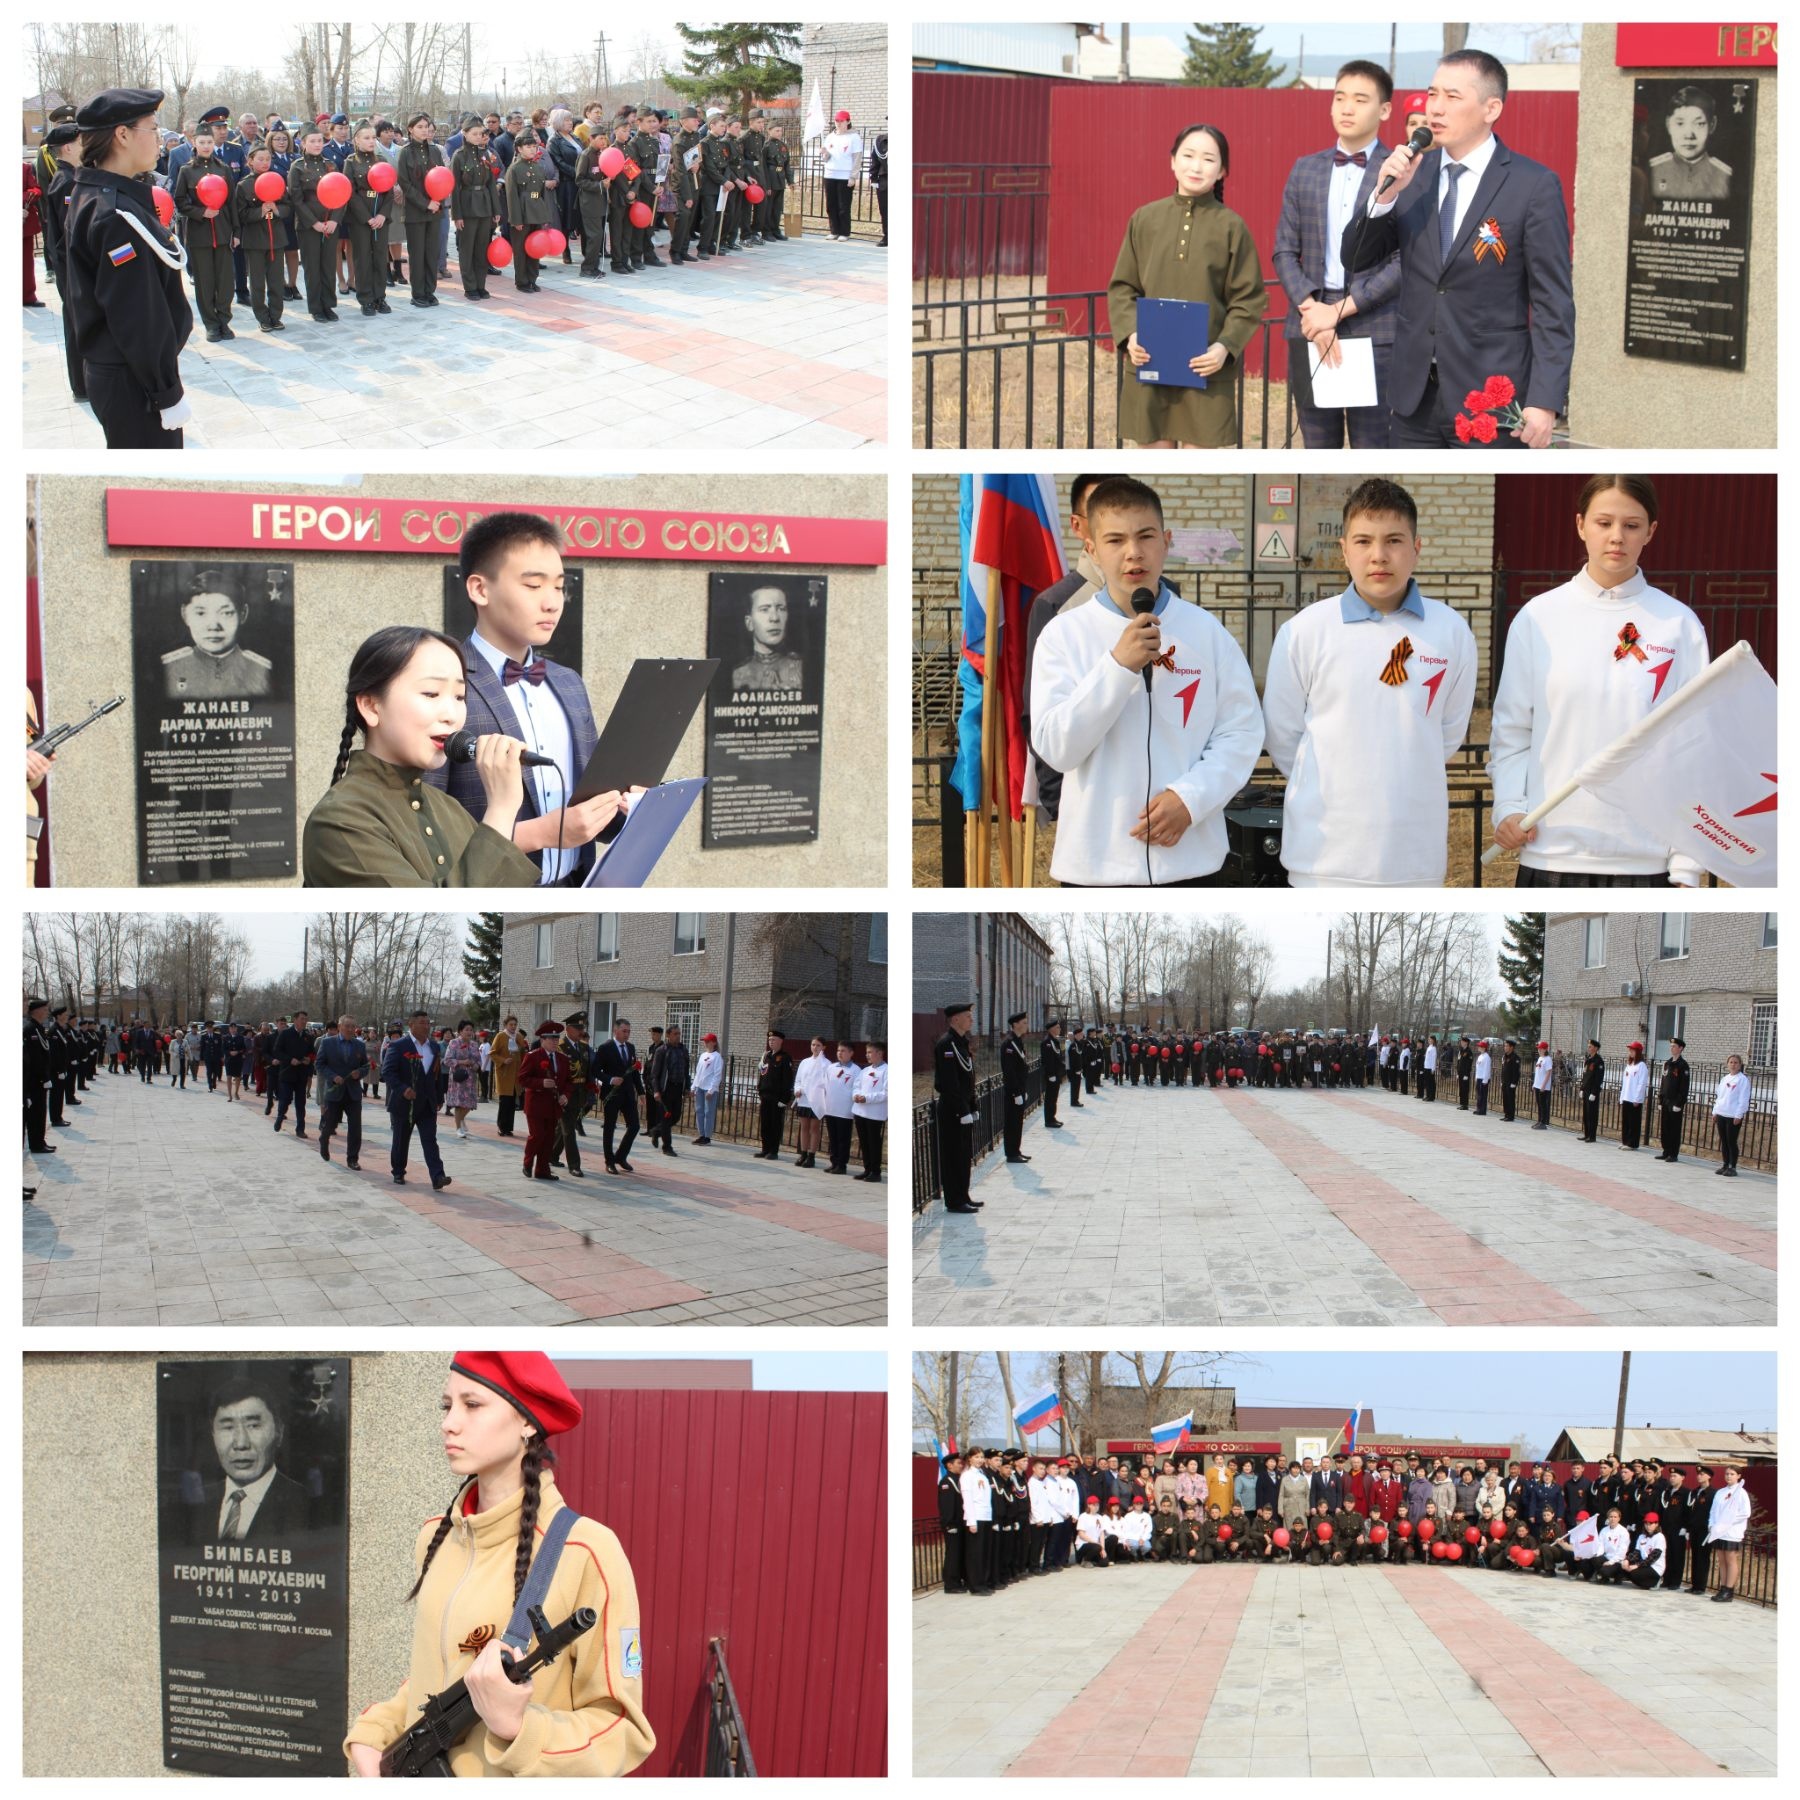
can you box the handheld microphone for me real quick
[1376,124,1435,197]
[1130,586,1158,691]
[441,730,558,769]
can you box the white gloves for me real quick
[160,395,194,430]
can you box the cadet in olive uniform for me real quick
[39,125,85,399]
[1000,1010,1031,1163]
[762,121,790,243]
[697,115,731,259]
[396,113,447,305]
[234,143,291,330]
[343,123,394,317]
[738,112,767,244]
[448,117,499,298]
[753,1027,794,1158]
[668,107,702,265]
[628,113,663,268]
[1579,1039,1605,1142]
[934,1000,980,1214]
[722,118,750,250]
[288,125,344,323]
[503,131,555,291]
[1657,1035,1690,1161]
[574,130,611,277]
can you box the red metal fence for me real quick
[559,1389,887,1777]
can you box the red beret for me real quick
[535,1021,562,1037]
[1644,1512,1659,1525]
[450,1351,582,1437]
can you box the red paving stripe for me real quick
[1380,1568,1723,1775]
[1223,1093,1600,1326]
[1004,1568,1254,1777]
[1322,1093,1777,1269]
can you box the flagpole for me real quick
[991,565,1014,888]
[1480,641,1756,865]
[1022,805,1037,887]
[974,568,999,888]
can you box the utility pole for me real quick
[1612,1351,1631,1461]
[1388,23,1398,78]
[718,913,735,1070]
[595,32,608,100]
[1057,1352,1068,1457]
[1119,23,1131,81]
[947,1352,960,1448]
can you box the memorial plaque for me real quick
[130,561,297,884]
[157,1359,350,1776]
[702,572,827,848]
[1625,77,1756,369]
[441,565,585,674]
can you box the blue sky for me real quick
[1118,22,1574,69]
[941,1352,1773,1457]
[565,1352,886,1392]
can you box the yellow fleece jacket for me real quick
[344,1476,655,1777]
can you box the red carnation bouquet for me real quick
[1453,373,1523,444]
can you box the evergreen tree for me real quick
[664,24,803,117]
[1181,22,1280,88]
[1495,912,1545,1041]
[462,912,505,1028]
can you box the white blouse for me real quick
[1713,1072,1751,1120]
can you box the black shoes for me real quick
[432,1174,453,1190]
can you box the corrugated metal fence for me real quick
[556,1387,887,1777]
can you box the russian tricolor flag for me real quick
[1013,1388,1062,1436]
[952,474,1068,821]
[1151,1412,1194,1451]
[932,1432,957,1471]
[1343,1407,1360,1453]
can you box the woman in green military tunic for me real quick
[1108,124,1267,449]
[302,626,542,888]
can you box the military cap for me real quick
[331,112,348,125]
[46,123,80,147]
[26,996,47,1011]
[198,104,231,124]
[51,1005,68,1018]
[942,1000,973,1018]
[75,87,164,131]
[1007,1010,1027,1026]
[47,104,78,122]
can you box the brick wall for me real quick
[801,23,888,131]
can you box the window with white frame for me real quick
[1658,914,1690,959]
[1579,1007,1602,1049]
[1762,914,1778,949]
[667,998,702,1047]
[1582,919,1605,968]
[594,914,619,962]
[1750,1000,1777,1069]
[1651,1004,1687,1060]
[868,914,887,964]
[674,914,706,956]
[533,923,554,968]
[589,999,616,1039]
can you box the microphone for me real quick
[1376,124,1434,196]
[1130,586,1158,691]
[441,730,557,769]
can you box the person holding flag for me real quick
[1488,476,1714,885]
[1030,477,1263,887]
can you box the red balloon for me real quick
[152,187,176,227]
[541,227,567,255]
[1396,1520,1413,1539]
[424,163,455,200]
[1447,1543,1464,1561]
[1160,1048,1170,1060]
[486,238,514,268]
[1369,1524,1388,1544]
[597,146,625,179]
[1510,1545,1529,1566]
[367,161,397,193]
[1521,1549,1538,1568]
[1431,1541,1447,1560]
[1215,1524,1232,1542]
[1490,1520,1508,1540]
[1316,1522,1333,1542]
[317,170,352,208]
[253,172,286,203]
[746,181,765,203]
[629,200,653,228]
[1110,1064,1119,1075]
[195,172,229,209]
[1273,1527,1290,1548]
[1418,1519,1436,1541]
[523,228,551,260]
[1464,1526,1481,1546]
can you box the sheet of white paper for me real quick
[1308,337,1378,409]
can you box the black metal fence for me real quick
[704,1637,757,1777]
[1715,1522,1777,1608]
[914,1518,946,1595]
[914,172,1052,287]
[913,1049,1774,1209]
[792,149,886,240]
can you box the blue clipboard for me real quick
[583,778,705,887]
[1134,298,1210,388]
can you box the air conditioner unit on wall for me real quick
[1619,982,1639,999]
[565,980,583,995]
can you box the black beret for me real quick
[46,124,80,147]
[943,1000,973,1017]
[75,87,164,131]
[1007,1010,1027,1026]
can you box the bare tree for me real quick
[159,29,199,139]
[911,1351,999,1450]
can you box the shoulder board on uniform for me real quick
[1712,156,1733,176]
[162,646,195,663]
[1648,152,1673,167]
[243,649,273,669]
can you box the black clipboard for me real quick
[570,657,718,803]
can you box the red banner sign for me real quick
[1615,23,1777,66]
[1107,1439,1518,1460]
[103,490,887,566]
[1106,1440,1281,1457]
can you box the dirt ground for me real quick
[913,275,1292,451]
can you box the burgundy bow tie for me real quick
[1333,150,1369,168]
[501,658,547,686]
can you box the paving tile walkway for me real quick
[912,1084,1774,1327]
[24,1068,886,1327]
[25,234,886,451]
[914,1562,1773,1776]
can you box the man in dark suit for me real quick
[425,511,620,884]
[1344,48,1573,449]
[178,1376,315,1547]
[271,1010,314,1137]
[382,1010,452,1188]
[593,1017,644,1173]
[1272,59,1401,448]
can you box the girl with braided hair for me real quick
[346,1351,654,1778]
[301,626,541,887]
